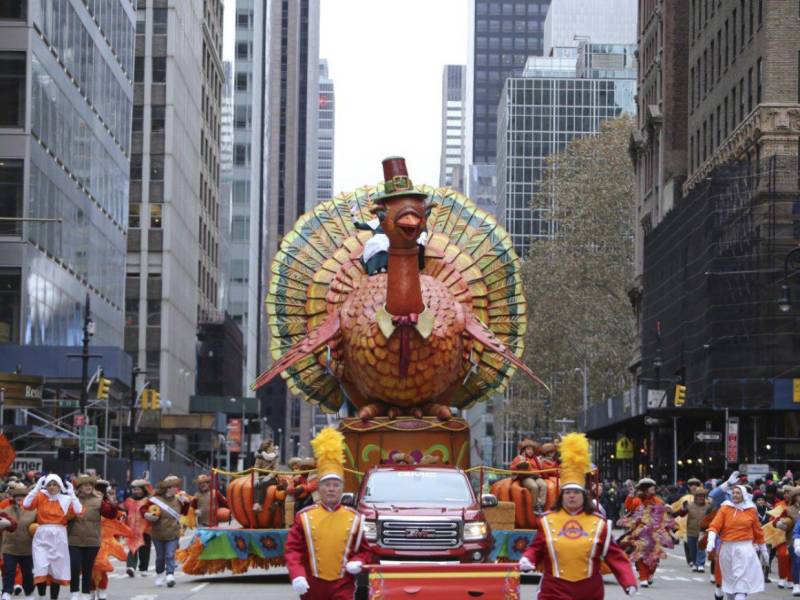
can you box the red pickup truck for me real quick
[345,463,497,563]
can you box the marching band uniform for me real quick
[285,428,372,600]
[519,433,637,600]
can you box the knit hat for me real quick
[311,427,345,483]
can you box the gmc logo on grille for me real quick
[405,528,436,538]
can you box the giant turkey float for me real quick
[178,158,569,591]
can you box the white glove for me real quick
[345,560,363,575]
[726,471,740,486]
[0,518,11,530]
[625,586,638,596]
[794,539,800,555]
[705,531,717,553]
[34,476,45,491]
[759,544,769,565]
[177,493,189,504]
[291,576,309,595]
[518,556,534,572]
[144,512,159,523]
[65,482,76,497]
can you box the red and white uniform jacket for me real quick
[523,508,636,600]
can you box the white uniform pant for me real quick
[719,540,764,596]
[32,524,70,585]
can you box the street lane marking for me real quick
[190,583,208,593]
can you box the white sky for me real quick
[224,0,468,194]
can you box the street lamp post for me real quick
[777,246,800,312]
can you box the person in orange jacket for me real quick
[510,439,548,513]
[773,485,800,592]
[623,477,666,587]
[706,484,767,600]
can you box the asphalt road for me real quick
[102,549,793,599]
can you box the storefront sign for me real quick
[11,457,42,473]
[0,374,43,409]
[726,417,739,464]
[793,379,800,403]
[615,436,634,459]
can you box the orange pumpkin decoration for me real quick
[216,507,231,522]
[226,476,288,528]
[490,477,559,529]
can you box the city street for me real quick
[101,549,794,599]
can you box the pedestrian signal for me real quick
[674,384,686,407]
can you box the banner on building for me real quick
[227,418,242,453]
[726,417,739,464]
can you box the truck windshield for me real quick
[363,470,473,504]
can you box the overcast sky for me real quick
[224,0,468,194]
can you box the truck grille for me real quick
[380,520,461,549]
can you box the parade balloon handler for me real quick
[518,433,637,599]
[122,479,151,577]
[23,474,84,600]
[2,484,35,600]
[139,475,190,588]
[706,484,767,600]
[284,427,373,600]
[189,475,228,528]
[620,476,671,587]
[66,475,117,600]
[774,485,800,594]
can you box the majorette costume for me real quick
[284,428,373,600]
[23,474,84,587]
[519,433,637,600]
[706,484,767,598]
[619,477,674,586]
[189,475,228,527]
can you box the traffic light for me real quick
[140,389,160,411]
[674,384,687,407]
[96,377,111,400]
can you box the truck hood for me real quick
[360,502,482,520]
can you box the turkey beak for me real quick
[395,211,422,240]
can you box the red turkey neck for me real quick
[386,246,424,315]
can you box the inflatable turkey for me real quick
[254,157,545,419]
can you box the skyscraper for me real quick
[317,59,335,203]
[0,2,134,347]
[263,0,320,458]
[125,1,224,411]
[439,65,467,189]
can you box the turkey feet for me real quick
[357,402,452,421]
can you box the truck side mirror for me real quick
[481,493,498,508]
[341,492,356,506]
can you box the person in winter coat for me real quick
[23,475,84,600]
[67,475,117,600]
[188,475,228,527]
[139,476,189,588]
[2,484,34,600]
[122,479,151,577]
[706,484,768,600]
[677,488,713,572]
[774,485,800,593]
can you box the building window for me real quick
[151,105,165,132]
[150,204,162,228]
[152,57,166,83]
[145,350,160,376]
[710,41,714,85]
[747,67,753,113]
[0,159,23,235]
[147,299,161,326]
[236,11,252,28]
[153,9,168,35]
[740,1,745,50]
[756,58,762,104]
[748,0,754,38]
[125,298,138,327]
[130,154,143,180]
[235,72,248,91]
[0,2,25,19]
[134,57,144,83]
[231,216,249,241]
[150,154,164,181]
[236,42,249,60]
[0,53,25,128]
[129,203,141,228]
[724,20,729,68]
[732,9,737,62]
[233,144,249,166]
[758,0,762,26]
[132,106,143,132]
[0,269,20,343]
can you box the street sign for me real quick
[12,457,42,473]
[58,399,80,409]
[726,417,739,464]
[644,416,666,426]
[73,415,87,427]
[79,425,98,453]
[615,436,634,459]
[694,431,722,443]
[646,389,667,409]
[0,435,15,476]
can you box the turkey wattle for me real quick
[254,157,545,419]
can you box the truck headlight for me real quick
[363,520,378,541]
[463,521,488,541]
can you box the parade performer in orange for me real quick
[511,440,548,513]
[518,433,637,599]
[284,428,373,599]
[773,485,800,592]
[23,475,84,599]
[620,477,671,587]
[122,479,151,577]
[705,484,767,599]
[90,480,131,600]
